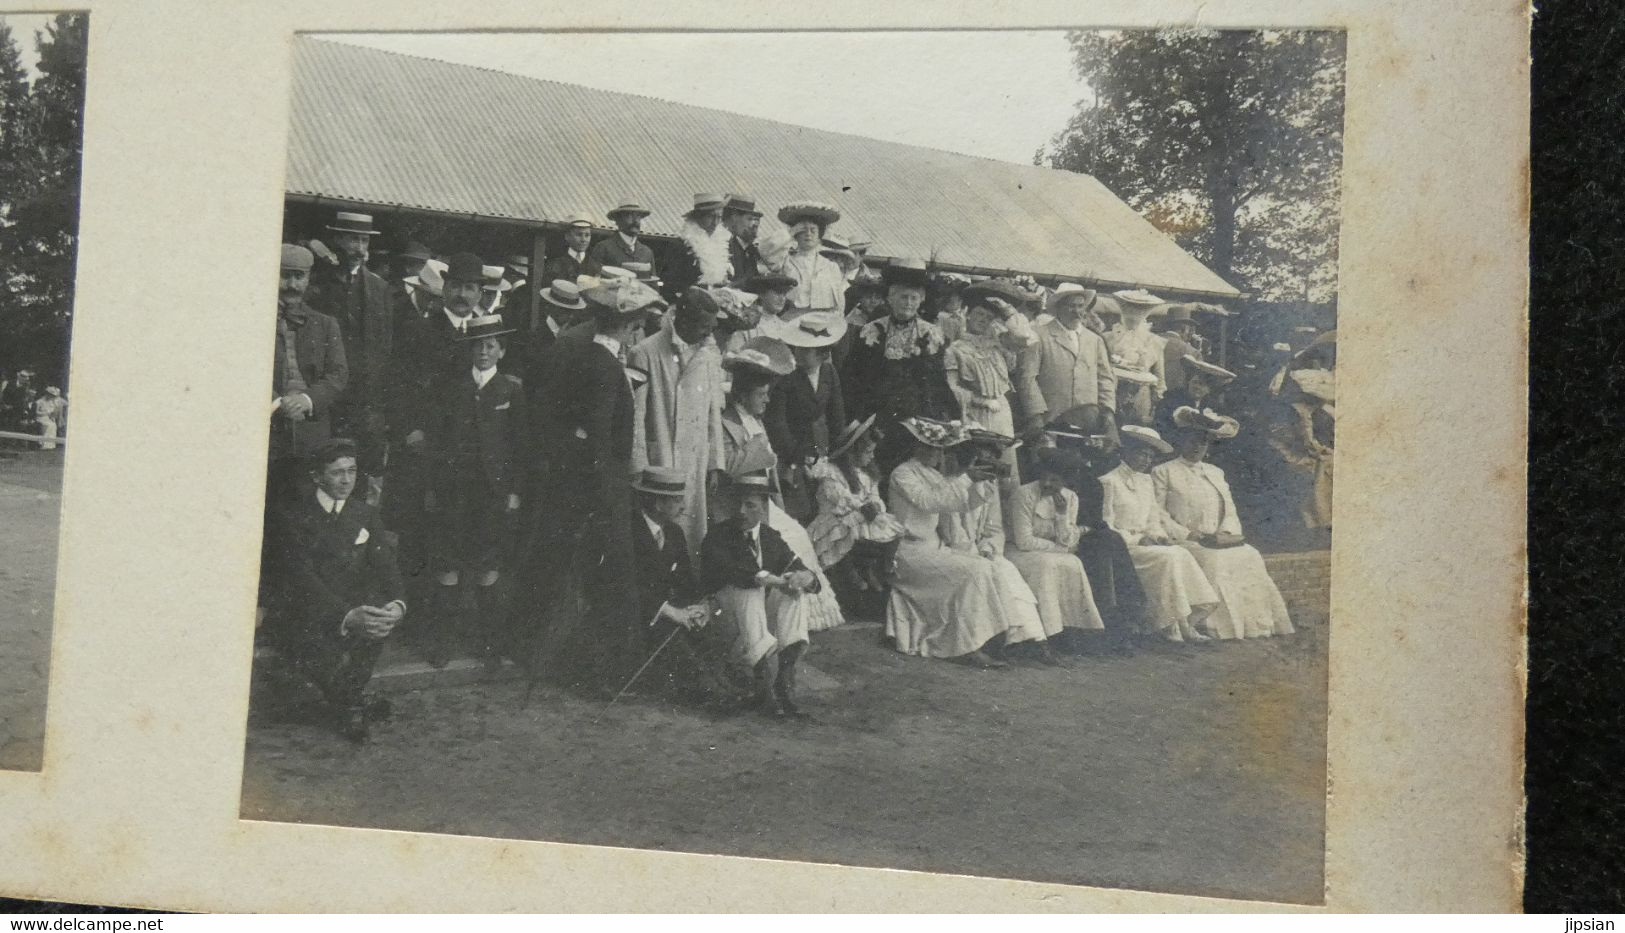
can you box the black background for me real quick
[0,1,1611,915]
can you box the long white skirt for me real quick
[987,554,1048,644]
[1178,542,1294,639]
[715,584,810,670]
[888,542,1010,658]
[1006,549,1106,638]
[768,501,845,632]
[1126,544,1220,639]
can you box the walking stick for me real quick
[593,610,682,724]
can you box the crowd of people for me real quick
[257,198,1335,743]
[0,369,68,450]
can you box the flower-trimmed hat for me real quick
[721,336,796,377]
[777,201,841,227]
[899,416,971,448]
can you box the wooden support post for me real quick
[529,228,548,334]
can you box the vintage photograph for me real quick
[242,29,1342,904]
[0,11,86,773]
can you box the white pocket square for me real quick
[354,527,370,545]
[493,401,511,410]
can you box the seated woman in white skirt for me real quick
[1004,447,1108,652]
[1151,408,1294,640]
[884,417,1015,668]
[701,472,823,719]
[1099,425,1220,644]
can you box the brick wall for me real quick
[1264,550,1331,625]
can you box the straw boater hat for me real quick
[769,309,847,348]
[777,201,841,227]
[685,193,726,218]
[457,314,516,341]
[562,212,594,228]
[829,414,879,460]
[1119,424,1174,455]
[481,265,514,294]
[727,470,776,493]
[899,416,971,448]
[505,253,530,274]
[405,258,448,296]
[1171,406,1241,440]
[723,195,762,217]
[1184,356,1237,384]
[632,465,688,498]
[620,261,660,286]
[607,202,652,220]
[325,211,380,236]
[882,257,930,290]
[721,336,796,377]
[537,279,585,311]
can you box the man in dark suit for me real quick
[585,201,657,275]
[262,438,406,743]
[701,472,821,718]
[521,280,644,693]
[543,213,598,282]
[304,211,396,489]
[628,466,743,709]
[723,195,763,285]
[512,280,588,395]
[387,241,434,330]
[270,244,349,502]
[765,309,848,522]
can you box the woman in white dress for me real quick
[1151,408,1294,640]
[807,415,906,597]
[1105,289,1169,425]
[942,280,1036,499]
[1099,425,1220,644]
[884,417,1013,667]
[776,202,847,312]
[937,431,1065,665]
[719,337,846,632]
[1005,448,1108,646]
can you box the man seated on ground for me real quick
[630,466,747,710]
[702,471,821,720]
[262,438,406,743]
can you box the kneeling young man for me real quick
[263,438,406,742]
[701,471,821,718]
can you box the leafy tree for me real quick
[1040,29,1345,302]
[0,13,87,383]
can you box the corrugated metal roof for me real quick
[287,38,1240,298]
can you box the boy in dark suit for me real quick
[262,438,405,743]
[422,313,526,669]
[701,471,821,718]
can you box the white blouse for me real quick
[1150,458,1244,538]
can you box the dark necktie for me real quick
[746,530,760,565]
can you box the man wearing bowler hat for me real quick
[545,213,599,282]
[586,201,658,275]
[723,194,764,285]
[304,211,396,490]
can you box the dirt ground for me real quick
[0,450,63,772]
[243,606,1328,905]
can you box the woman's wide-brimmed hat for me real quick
[1114,367,1160,386]
[1113,288,1166,313]
[899,416,971,449]
[721,336,796,377]
[961,278,1028,312]
[1119,424,1174,455]
[325,211,380,236]
[768,309,847,348]
[1171,406,1241,440]
[829,414,879,461]
[631,466,688,498]
[457,314,516,341]
[539,279,586,311]
[777,201,841,227]
[582,278,660,318]
[1184,356,1237,384]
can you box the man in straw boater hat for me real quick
[665,193,733,295]
[882,416,1013,668]
[586,200,657,277]
[722,194,764,286]
[519,276,645,694]
[260,437,406,744]
[626,285,727,562]
[304,211,396,493]
[843,257,961,478]
[1105,288,1170,425]
[1097,423,1221,646]
[1016,280,1116,437]
[628,465,750,711]
[762,309,847,522]
[544,212,600,282]
[1152,407,1294,641]
[777,201,846,312]
[512,279,588,390]
[418,313,526,670]
[701,470,823,719]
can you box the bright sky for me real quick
[0,13,54,76]
[327,31,1089,166]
